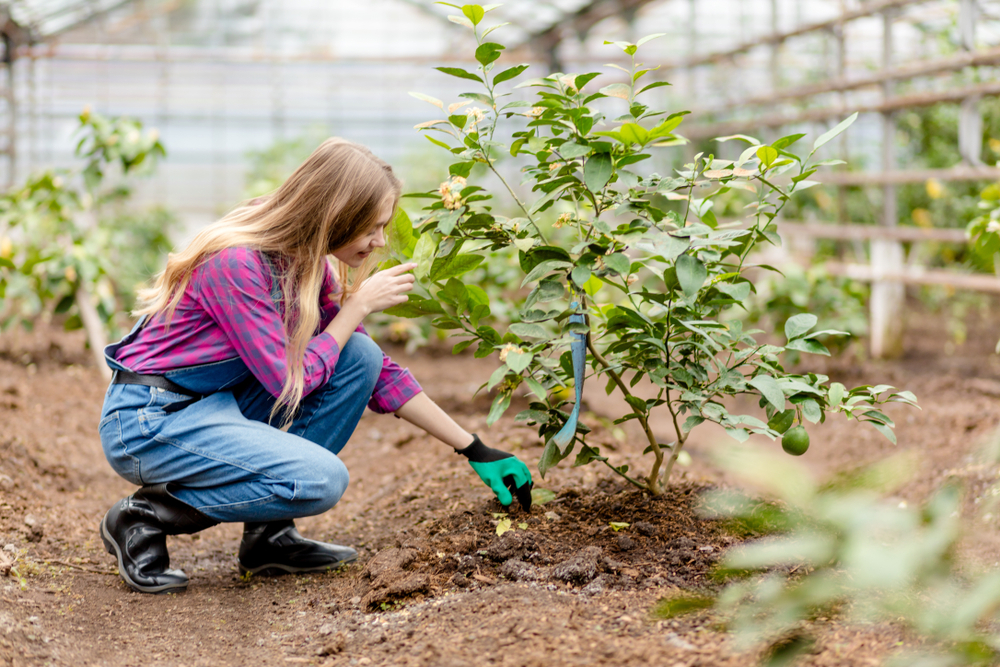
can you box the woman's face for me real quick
[332,199,394,268]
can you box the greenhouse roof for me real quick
[2,0,139,40]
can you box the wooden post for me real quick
[870,8,905,359]
[2,32,15,189]
[76,287,111,380]
[958,0,981,165]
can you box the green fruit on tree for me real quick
[781,426,810,456]
[767,409,796,434]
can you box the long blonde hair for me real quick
[135,137,401,424]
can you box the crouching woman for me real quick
[97,138,532,594]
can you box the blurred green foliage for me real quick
[0,109,174,338]
[741,264,869,362]
[670,444,1000,667]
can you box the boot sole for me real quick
[238,553,358,578]
[100,513,189,595]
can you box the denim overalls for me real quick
[97,261,384,523]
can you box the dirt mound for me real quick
[340,481,731,611]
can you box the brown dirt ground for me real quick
[1,297,999,667]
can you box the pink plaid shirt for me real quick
[114,247,421,414]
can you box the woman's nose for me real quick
[372,227,386,248]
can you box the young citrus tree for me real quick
[383,3,917,496]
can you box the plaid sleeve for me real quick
[348,320,421,413]
[194,247,341,398]
[367,353,423,414]
[314,263,422,412]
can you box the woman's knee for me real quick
[338,334,383,388]
[296,453,349,514]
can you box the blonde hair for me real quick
[135,137,401,424]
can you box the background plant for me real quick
[741,264,869,363]
[662,445,1000,667]
[0,108,171,369]
[380,3,917,496]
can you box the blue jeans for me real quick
[99,324,383,523]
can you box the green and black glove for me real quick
[457,434,533,511]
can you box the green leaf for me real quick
[582,274,603,296]
[387,207,414,256]
[799,398,822,424]
[784,313,818,340]
[619,123,649,146]
[828,382,846,408]
[675,254,707,298]
[508,322,549,339]
[812,112,859,153]
[583,154,613,192]
[604,253,630,276]
[384,295,445,318]
[539,437,572,477]
[425,135,454,151]
[558,142,591,159]
[521,259,572,287]
[462,4,486,25]
[411,233,437,280]
[571,265,592,287]
[475,42,505,65]
[749,375,785,411]
[530,487,557,505]
[523,377,547,401]
[408,92,444,109]
[481,21,510,38]
[435,66,484,83]
[773,132,806,150]
[505,350,533,373]
[574,445,607,467]
[756,145,778,168]
[638,81,671,95]
[54,293,75,314]
[599,83,631,100]
[715,281,751,301]
[487,391,512,426]
[785,338,830,356]
[493,64,529,85]
[636,32,666,46]
[867,420,897,445]
[430,253,484,282]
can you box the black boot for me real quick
[100,483,218,594]
[238,520,357,576]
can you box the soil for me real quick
[1,298,999,667]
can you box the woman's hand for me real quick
[346,263,417,316]
[325,263,416,350]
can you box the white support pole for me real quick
[958,0,982,165]
[870,8,905,359]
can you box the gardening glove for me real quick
[457,434,533,511]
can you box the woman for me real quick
[98,138,532,595]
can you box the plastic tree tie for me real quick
[550,303,586,453]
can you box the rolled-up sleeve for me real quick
[194,247,341,398]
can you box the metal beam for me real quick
[659,0,928,71]
[683,80,1000,140]
[696,45,1000,114]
